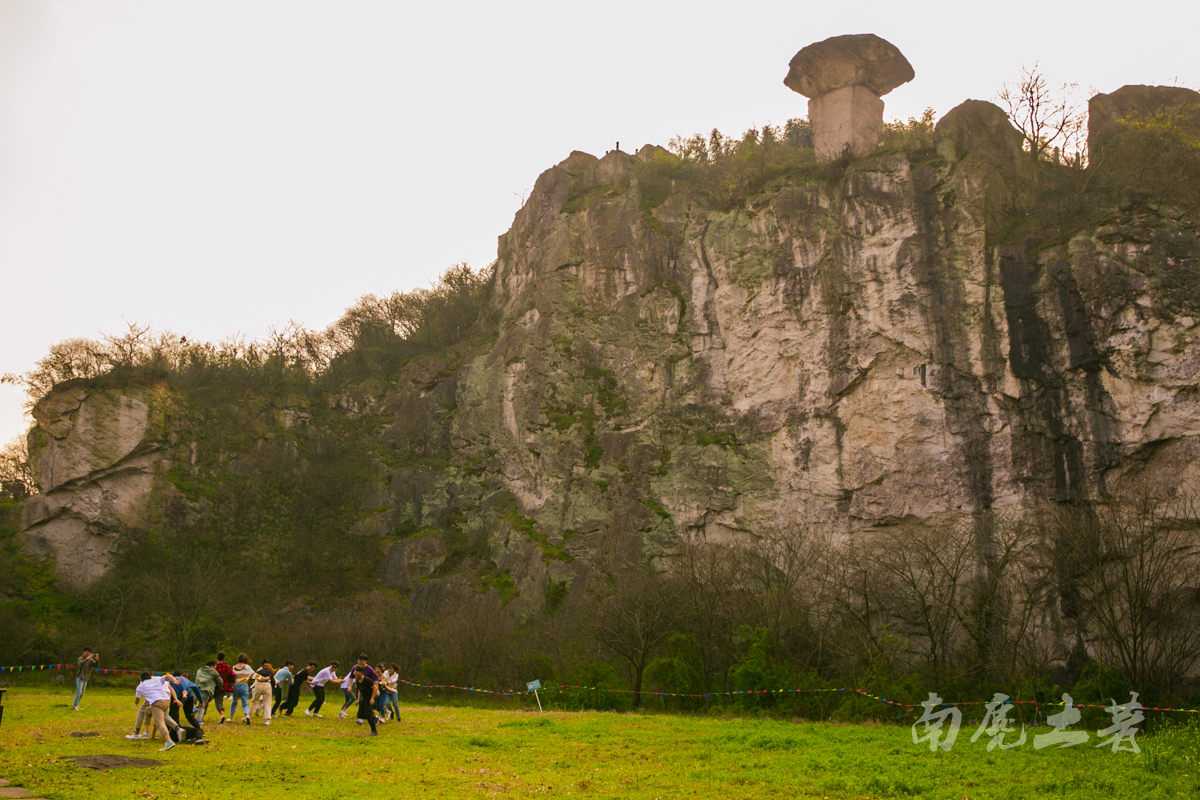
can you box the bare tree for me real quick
[866,521,974,684]
[997,63,1086,165]
[1052,489,1200,698]
[589,569,679,706]
[671,536,750,694]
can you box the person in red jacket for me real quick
[212,651,236,725]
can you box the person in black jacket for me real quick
[283,662,315,716]
[353,666,379,736]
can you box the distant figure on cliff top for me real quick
[784,33,914,160]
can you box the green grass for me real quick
[0,685,1196,799]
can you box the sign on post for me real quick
[526,679,542,712]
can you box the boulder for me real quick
[935,99,1026,166]
[784,33,914,99]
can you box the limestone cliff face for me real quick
[20,382,178,588]
[21,103,1200,601]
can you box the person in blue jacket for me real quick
[168,671,204,732]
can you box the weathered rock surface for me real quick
[16,102,1200,605]
[784,34,914,98]
[1088,84,1200,154]
[20,383,176,588]
[785,33,914,160]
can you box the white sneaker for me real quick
[356,719,363,725]
[338,711,347,719]
[159,740,175,752]
[124,733,141,740]
[304,709,312,716]
[264,720,271,725]
[137,732,150,740]
[313,713,323,718]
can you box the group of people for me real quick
[114,650,402,751]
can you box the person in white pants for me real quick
[249,660,274,725]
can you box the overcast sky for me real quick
[1,0,1195,445]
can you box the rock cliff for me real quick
[17,99,1200,605]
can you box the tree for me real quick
[589,569,679,706]
[997,63,1086,165]
[0,436,34,500]
[1051,490,1200,698]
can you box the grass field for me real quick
[0,685,1196,799]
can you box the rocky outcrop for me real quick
[785,34,914,159]
[17,100,1200,604]
[1088,84,1200,154]
[20,382,176,588]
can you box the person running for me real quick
[337,670,358,719]
[355,654,378,681]
[250,660,274,725]
[283,662,314,716]
[72,647,99,711]
[272,661,294,715]
[213,652,235,724]
[353,666,379,736]
[125,672,183,752]
[381,663,401,722]
[168,671,204,731]
[194,660,220,724]
[306,660,339,717]
[230,653,255,724]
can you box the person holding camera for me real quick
[72,647,99,711]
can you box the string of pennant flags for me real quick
[4,663,1193,715]
[0,664,185,677]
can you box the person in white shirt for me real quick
[125,672,183,751]
[305,661,339,717]
[381,663,401,722]
[337,671,358,719]
[230,653,256,724]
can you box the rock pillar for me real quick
[784,33,914,161]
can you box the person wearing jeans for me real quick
[230,653,255,724]
[73,647,99,711]
[381,664,401,722]
[306,661,339,717]
[337,671,358,719]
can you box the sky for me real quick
[1,0,1196,445]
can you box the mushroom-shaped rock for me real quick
[784,34,914,160]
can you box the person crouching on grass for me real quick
[125,672,183,752]
[249,660,274,725]
[169,671,204,732]
[354,666,379,736]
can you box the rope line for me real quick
[2,664,1180,713]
